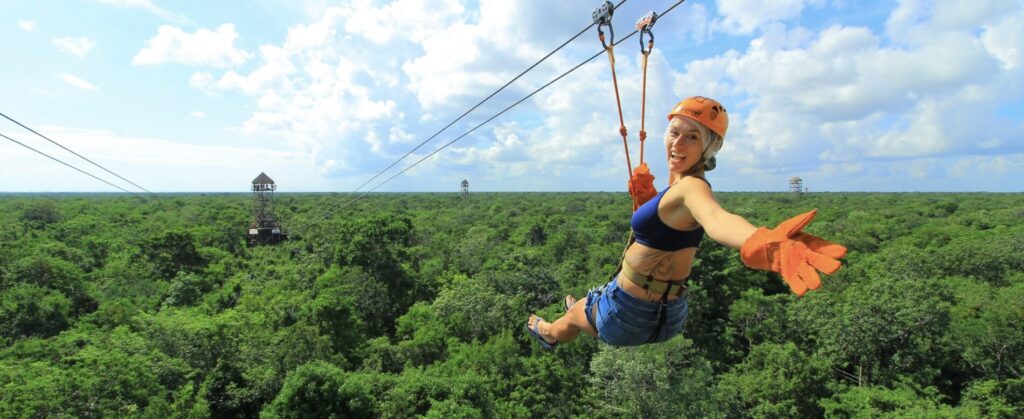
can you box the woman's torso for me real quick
[620,179,704,300]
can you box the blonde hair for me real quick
[701,127,723,172]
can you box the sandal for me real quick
[526,316,557,350]
[564,295,577,312]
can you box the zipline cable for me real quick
[293,0,690,236]
[0,112,153,194]
[291,0,628,231]
[0,132,143,198]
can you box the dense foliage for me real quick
[1,191,1022,417]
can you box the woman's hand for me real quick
[739,210,847,296]
[628,163,657,210]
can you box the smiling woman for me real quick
[527,96,848,348]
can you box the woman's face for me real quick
[664,116,705,174]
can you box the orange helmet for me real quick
[667,96,728,138]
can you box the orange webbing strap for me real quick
[599,30,637,210]
[636,11,658,166]
[630,12,659,212]
[639,39,652,166]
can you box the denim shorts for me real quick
[584,275,689,347]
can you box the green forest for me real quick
[1,191,1022,418]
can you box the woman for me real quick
[527,96,846,348]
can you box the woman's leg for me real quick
[528,295,598,345]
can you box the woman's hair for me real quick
[692,121,723,172]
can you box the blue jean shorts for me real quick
[584,275,689,347]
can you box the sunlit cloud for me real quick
[52,37,96,57]
[133,24,252,68]
[95,0,195,26]
[59,73,99,90]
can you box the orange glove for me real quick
[740,209,847,296]
[628,163,657,211]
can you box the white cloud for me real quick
[175,1,690,190]
[981,3,1024,70]
[678,0,1024,177]
[388,126,415,144]
[17,20,36,32]
[398,0,578,110]
[59,74,99,90]
[188,71,214,89]
[52,37,96,57]
[133,24,253,68]
[148,0,1022,192]
[190,111,205,118]
[713,0,822,34]
[96,0,194,26]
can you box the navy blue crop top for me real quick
[630,183,705,251]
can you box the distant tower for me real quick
[789,176,803,195]
[461,179,469,200]
[248,172,287,245]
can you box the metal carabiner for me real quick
[636,11,658,55]
[592,1,615,48]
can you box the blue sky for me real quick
[1,0,1022,193]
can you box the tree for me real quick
[959,378,1024,418]
[820,382,957,417]
[142,230,208,279]
[261,361,374,419]
[788,275,953,388]
[335,213,418,310]
[0,283,71,344]
[587,337,719,418]
[725,288,789,354]
[20,199,61,226]
[716,342,831,418]
[948,280,1024,380]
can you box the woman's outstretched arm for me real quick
[677,177,756,249]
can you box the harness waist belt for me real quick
[620,260,688,298]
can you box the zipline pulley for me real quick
[636,11,658,55]
[593,1,616,48]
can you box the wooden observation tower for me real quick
[461,179,469,200]
[248,172,287,245]
[789,176,804,195]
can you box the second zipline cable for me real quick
[0,112,153,194]
[294,0,691,235]
[291,1,629,232]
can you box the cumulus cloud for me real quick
[161,0,1022,192]
[59,74,99,90]
[713,0,822,35]
[133,24,253,68]
[52,37,96,57]
[17,20,36,32]
[95,0,194,26]
[173,1,701,190]
[677,0,1024,188]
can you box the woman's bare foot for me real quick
[527,314,558,346]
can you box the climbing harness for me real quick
[620,260,686,297]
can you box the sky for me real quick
[1,0,1022,193]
